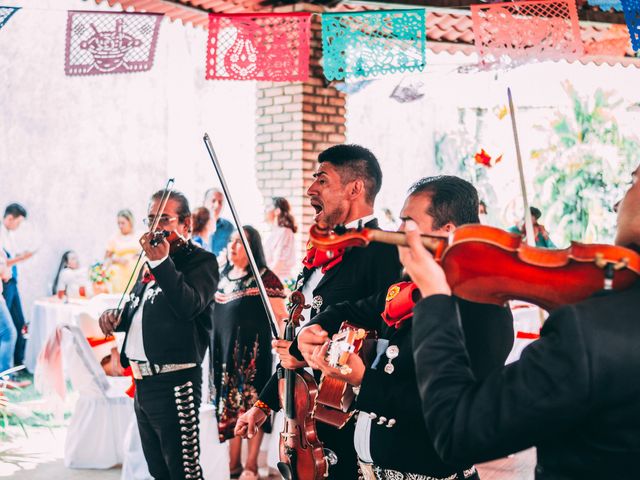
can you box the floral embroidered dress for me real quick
[211,267,285,442]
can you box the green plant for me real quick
[532,82,640,244]
[0,366,29,437]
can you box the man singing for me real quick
[99,190,218,480]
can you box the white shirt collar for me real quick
[345,214,376,229]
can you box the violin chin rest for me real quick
[277,462,294,480]
[324,448,338,466]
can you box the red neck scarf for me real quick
[381,282,420,329]
[302,239,345,273]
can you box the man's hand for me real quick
[272,339,307,369]
[398,220,451,299]
[140,232,169,261]
[298,325,330,369]
[234,406,268,439]
[99,309,121,336]
[310,342,366,387]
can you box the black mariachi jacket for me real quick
[305,288,514,476]
[258,218,403,409]
[117,242,219,368]
[413,281,640,480]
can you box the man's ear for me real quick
[441,222,455,233]
[182,216,193,235]
[348,179,365,200]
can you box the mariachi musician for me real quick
[297,176,514,480]
[404,167,640,478]
[99,189,218,480]
[235,144,402,479]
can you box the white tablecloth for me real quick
[24,294,120,373]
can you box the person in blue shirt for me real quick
[204,188,235,257]
[1,203,33,367]
[508,206,556,248]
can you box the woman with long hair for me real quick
[264,197,298,281]
[52,250,89,297]
[211,226,287,480]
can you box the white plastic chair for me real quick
[61,325,133,469]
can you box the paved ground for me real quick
[1,424,535,480]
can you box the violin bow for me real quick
[114,178,175,315]
[507,88,536,247]
[203,133,280,338]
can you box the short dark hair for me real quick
[318,144,382,205]
[529,206,542,220]
[408,176,479,229]
[4,203,27,219]
[150,190,190,223]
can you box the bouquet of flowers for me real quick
[89,262,111,284]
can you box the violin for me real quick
[309,223,640,312]
[277,291,332,480]
[148,229,191,256]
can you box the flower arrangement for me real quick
[89,262,111,284]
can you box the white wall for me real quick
[0,0,261,316]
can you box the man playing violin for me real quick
[295,175,514,480]
[404,166,640,479]
[235,144,402,479]
[99,190,218,480]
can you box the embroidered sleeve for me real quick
[262,269,286,299]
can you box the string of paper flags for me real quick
[0,1,637,80]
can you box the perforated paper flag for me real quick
[322,9,426,82]
[471,0,583,65]
[65,11,162,76]
[0,6,19,30]
[206,13,311,81]
[587,0,623,12]
[621,0,640,50]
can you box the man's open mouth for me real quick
[310,199,323,216]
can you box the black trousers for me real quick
[318,419,359,479]
[134,366,203,480]
[2,279,25,366]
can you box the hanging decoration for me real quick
[621,0,640,50]
[206,13,311,81]
[322,9,426,82]
[65,11,162,76]
[470,0,583,65]
[390,76,425,103]
[584,24,630,56]
[474,148,503,168]
[0,6,19,30]
[586,0,623,11]
[334,80,374,95]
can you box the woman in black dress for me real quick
[211,225,287,480]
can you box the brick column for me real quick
[255,5,346,256]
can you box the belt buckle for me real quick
[358,461,377,480]
[130,361,154,379]
[130,361,143,380]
